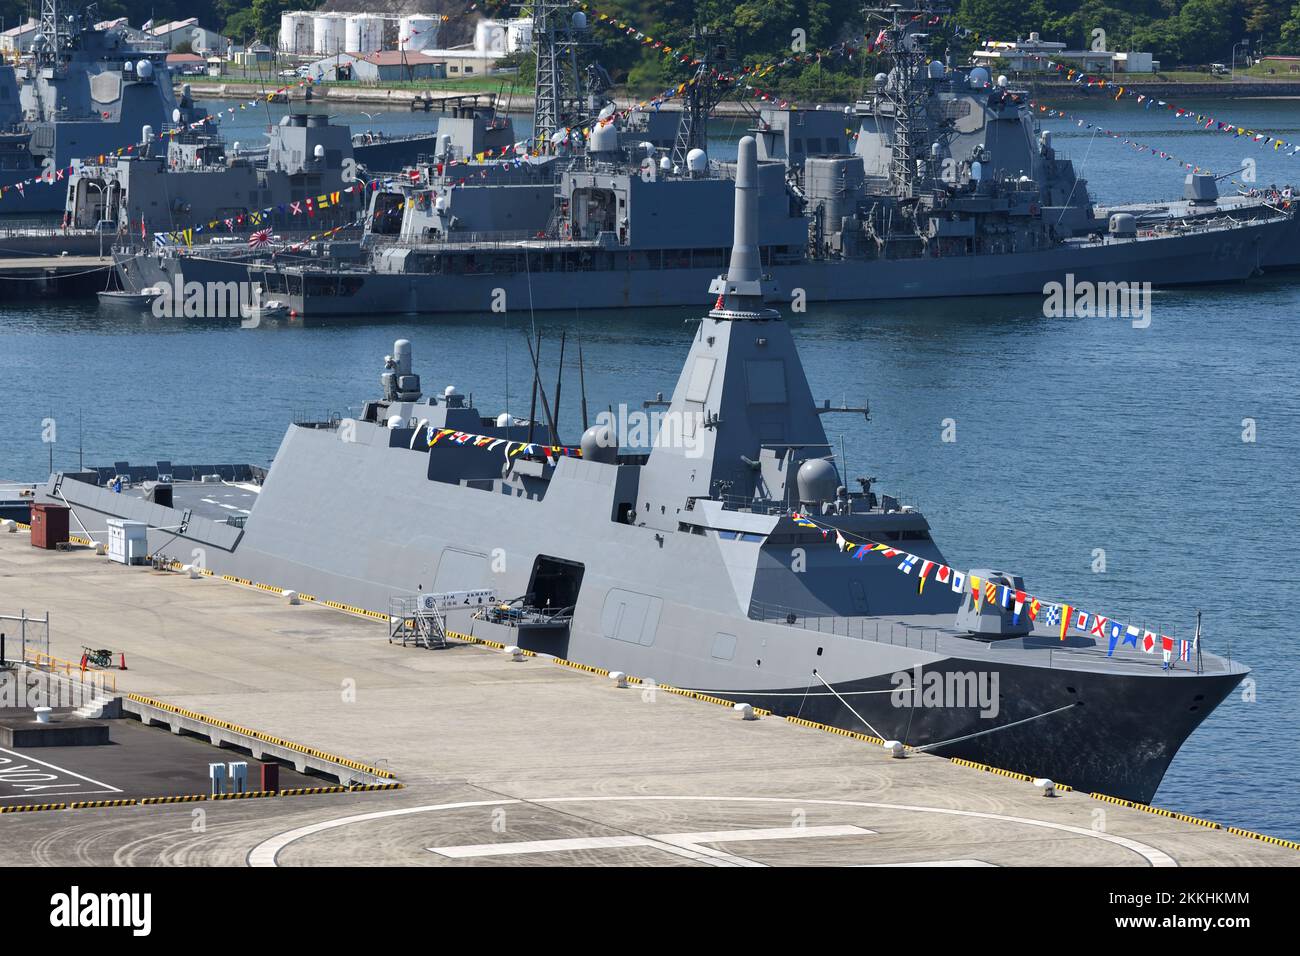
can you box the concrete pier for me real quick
[0,533,1293,867]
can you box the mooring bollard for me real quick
[505,645,525,662]
[1033,778,1057,798]
[609,671,628,688]
[734,702,757,721]
[882,740,906,758]
[283,590,300,605]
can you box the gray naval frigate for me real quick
[0,2,204,214]
[111,1,1293,316]
[39,138,1247,803]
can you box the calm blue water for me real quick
[1,96,1298,838]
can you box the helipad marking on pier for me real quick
[248,795,1178,867]
[429,825,872,866]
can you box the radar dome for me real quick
[685,148,707,173]
[659,156,671,171]
[589,122,618,153]
[136,59,154,79]
[313,144,325,159]
[997,74,1009,88]
[928,60,945,79]
[434,194,448,212]
[969,67,989,87]
[572,11,587,30]
[598,102,616,120]
[141,125,153,142]
[496,412,511,428]
[580,424,618,464]
[874,72,888,86]
[796,458,839,507]
[172,108,181,123]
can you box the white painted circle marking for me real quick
[247,795,1178,867]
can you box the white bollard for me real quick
[1033,777,1057,798]
[609,670,628,688]
[0,518,15,532]
[184,564,201,579]
[505,645,525,662]
[882,740,906,758]
[34,706,52,724]
[93,541,107,555]
[283,589,300,605]
[734,702,757,721]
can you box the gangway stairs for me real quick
[388,589,498,650]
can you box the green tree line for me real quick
[4,1,1299,92]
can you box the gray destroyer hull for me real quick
[117,216,1283,315]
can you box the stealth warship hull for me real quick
[47,138,1246,803]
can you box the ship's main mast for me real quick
[865,1,949,199]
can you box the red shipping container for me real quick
[30,502,70,550]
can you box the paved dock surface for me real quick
[0,533,1293,867]
[0,255,112,274]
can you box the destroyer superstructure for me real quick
[0,2,204,213]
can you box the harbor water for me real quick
[1,96,1298,837]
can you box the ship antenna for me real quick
[553,329,567,438]
[526,329,540,444]
[525,331,559,446]
[577,324,590,431]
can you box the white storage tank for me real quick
[399,15,439,52]
[313,13,345,55]
[280,12,313,55]
[346,14,384,54]
[106,519,149,566]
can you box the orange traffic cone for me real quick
[118,653,128,671]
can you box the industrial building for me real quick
[973,33,1158,74]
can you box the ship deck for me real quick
[0,531,1291,867]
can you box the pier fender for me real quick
[734,703,758,721]
[1033,778,1057,798]
[882,740,906,759]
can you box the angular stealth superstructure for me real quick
[45,137,1247,804]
